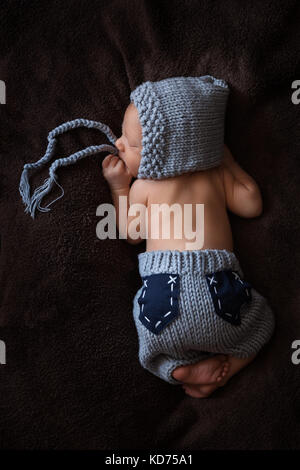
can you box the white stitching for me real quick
[208,276,217,285]
[140,274,179,331]
[232,272,243,284]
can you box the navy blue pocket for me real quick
[205,270,252,326]
[138,273,180,334]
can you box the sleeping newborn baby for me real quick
[102,76,275,398]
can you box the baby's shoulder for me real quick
[203,165,224,185]
[129,178,156,202]
[189,167,225,196]
[189,166,223,183]
[131,178,164,190]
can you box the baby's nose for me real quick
[115,138,124,152]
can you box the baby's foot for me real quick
[172,355,229,385]
[182,382,220,398]
[181,353,258,398]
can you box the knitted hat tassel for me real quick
[19,119,119,219]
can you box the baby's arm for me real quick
[111,181,147,244]
[102,155,147,244]
[220,145,263,218]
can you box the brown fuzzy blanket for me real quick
[0,0,300,449]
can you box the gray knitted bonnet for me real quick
[130,75,229,179]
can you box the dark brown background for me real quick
[0,0,300,449]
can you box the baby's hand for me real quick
[102,154,132,190]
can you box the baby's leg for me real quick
[175,353,257,398]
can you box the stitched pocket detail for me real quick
[138,273,180,334]
[205,270,252,326]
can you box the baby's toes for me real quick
[216,361,230,382]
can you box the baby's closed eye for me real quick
[124,135,140,148]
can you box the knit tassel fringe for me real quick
[19,119,119,219]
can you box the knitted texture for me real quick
[132,249,275,385]
[130,75,229,179]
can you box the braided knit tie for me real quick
[19,118,119,219]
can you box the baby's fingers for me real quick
[102,154,113,168]
[102,154,118,168]
[116,158,126,169]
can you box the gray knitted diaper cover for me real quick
[132,249,275,384]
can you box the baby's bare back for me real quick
[144,167,233,252]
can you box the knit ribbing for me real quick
[138,249,241,276]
